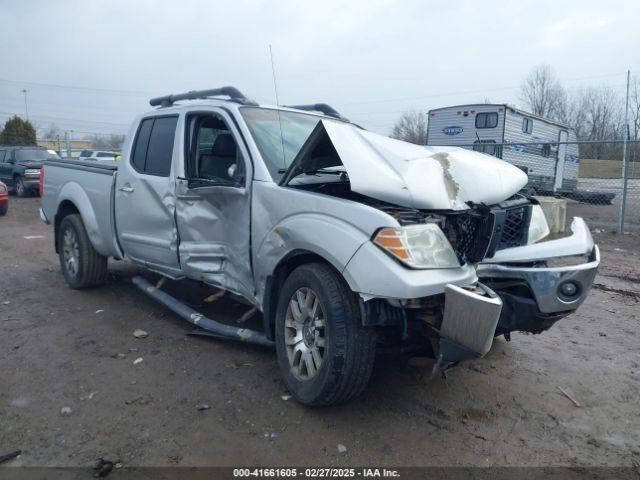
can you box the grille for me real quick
[442,201,532,263]
[443,210,494,264]
[498,206,530,249]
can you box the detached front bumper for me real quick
[477,217,600,334]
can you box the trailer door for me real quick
[554,130,568,192]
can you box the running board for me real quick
[131,276,274,348]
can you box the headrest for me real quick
[211,134,236,157]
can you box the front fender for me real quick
[253,212,370,302]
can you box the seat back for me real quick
[199,133,237,180]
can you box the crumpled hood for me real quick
[321,120,528,210]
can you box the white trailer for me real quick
[426,104,580,193]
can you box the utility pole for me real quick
[64,131,71,159]
[21,89,29,120]
[618,70,631,233]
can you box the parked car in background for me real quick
[0,181,8,215]
[0,146,60,196]
[58,148,84,159]
[79,150,118,161]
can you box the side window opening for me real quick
[131,118,153,172]
[522,117,533,134]
[130,116,178,177]
[186,114,244,185]
[475,112,498,129]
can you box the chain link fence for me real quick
[429,140,640,233]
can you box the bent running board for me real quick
[131,276,274,348]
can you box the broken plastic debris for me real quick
[95,309,104,314]
[133,357,143,365]
[133,329,148,339]
[196,402,210,411]
[93,458,114,477]
[80,391,98,401]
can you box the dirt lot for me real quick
[1,196,639,469]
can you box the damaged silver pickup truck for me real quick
[40,87,599,406]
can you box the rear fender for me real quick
[55,182,110,256]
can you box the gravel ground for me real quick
[1,196,639,468]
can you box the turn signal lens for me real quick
[373,224,460,269]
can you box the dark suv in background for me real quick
[0,146,60,196]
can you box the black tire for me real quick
[275,263,376,406]
[14,176,27,197]
[0,202,7,216]
[58,214,108,289]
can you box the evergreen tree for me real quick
[0,116,37,146]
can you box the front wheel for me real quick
[58,214,108,289]
[275,263,376,406]
[14,176,27,197]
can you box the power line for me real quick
[0,110,129,128]
[0,77,151,96]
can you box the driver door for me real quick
[175,110,254,301]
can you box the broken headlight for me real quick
[527,204,550,244]
[373,224,460,269]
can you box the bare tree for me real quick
[84,133,125,150]
[390,110,428,145]
[41,123,61,140]
[520,65,567,120]
[630,75,640,141]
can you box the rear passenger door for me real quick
[115,115,181,274]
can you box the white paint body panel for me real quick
[323,121,528,211]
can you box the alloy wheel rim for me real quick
[284,287,327,380]
[16,180,23,195]
[62,227,80,278]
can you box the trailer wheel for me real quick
[275,263,376,406]
[58,214,108,289]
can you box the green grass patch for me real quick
[579,158,640,179]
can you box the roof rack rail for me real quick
[285,103,347,121]
[149,86,257,107]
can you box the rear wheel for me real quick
[0,202,7,216]
[58,214,108,289]
[14,176,27,197]
[275,263,376,406]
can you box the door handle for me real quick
[176,194,202,201]
[119,186,134,193]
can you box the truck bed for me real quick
[41,159,122,258]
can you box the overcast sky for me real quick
[0,0,638,138]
